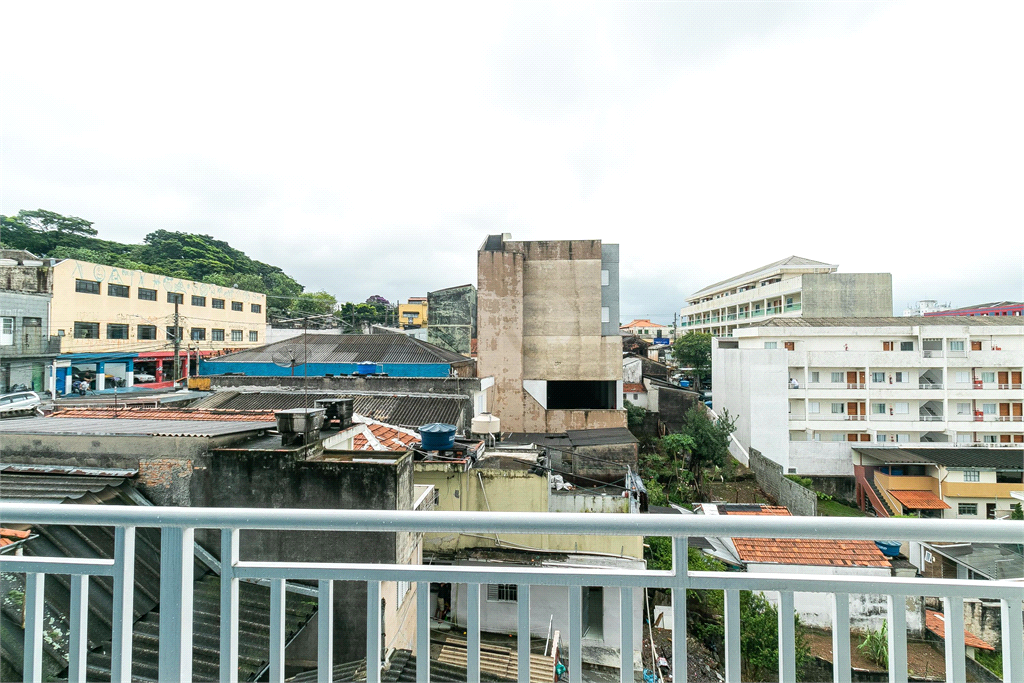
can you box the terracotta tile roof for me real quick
[351,420,421,452]
[52,408,277,422]
[623,383,647,393]
[726,505,891,568]
[620,319,658,328]
[1,528,31,547]
[887,490,950,510]
[925,610,995,651]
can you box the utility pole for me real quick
[673,312,678,340]
[173,301,181,383]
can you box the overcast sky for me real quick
[2,2,1021,323]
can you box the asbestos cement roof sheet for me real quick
[0,416,274,437]
[565,428,638,446]
[752,316,1024,328]
[212,333,469,365]
[190,390,470,429]
[855,447,1024,469]
[52,407,278,422]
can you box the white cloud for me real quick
[1,1,1021,320]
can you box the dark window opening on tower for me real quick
[546,380,617,410]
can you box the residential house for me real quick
[397,297,428,327]
[695,503,919,633]
[477,234,623,432]
[200,333,476,378]
[618,319,672,343]
[623,383,648,410]
[854,447,1024,520]
[0,250,61,393]
[0,409,433,665]
[680,256,892,337]
[711,316,1024,476]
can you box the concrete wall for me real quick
[450,582,643,666]
[417,464,642,558]
[754,565,922,633]
[601,244,619,336]
[51,259,265,354]
[801,273,893,318]
[788,441,856,476]
[569,442,638,484]
[748,447,817,516]
[427,284,476,355]
[477,237,624,432]
[653,385,701,434]
[713,342,790,469]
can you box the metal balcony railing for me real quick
[1,505,1023,683]
[918,383,944,390]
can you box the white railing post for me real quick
[68,573,89,683]
[270,578,286,683]
[366,580,382,683]
[777,591,796,682]
[220,529,239,683]
[1001,598,1024,682]
[887,595,908,683]
[416,581,431,683]
[111,525,136,683]
[723,589,741,683]
[318,579,334,683]
[671,536,688,682]
[943,596,966,683]
[620,586,634,683]
[467,583,481,683]
[158,526,194,682]
[23,572,44,683]
[831,593,852,683]
[568,585,583,683]
[517,584,531,683]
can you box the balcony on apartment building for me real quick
[3,504,1023,683]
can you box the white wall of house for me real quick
[750,563,921,632]
[450,582,643,664]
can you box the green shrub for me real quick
[858,622,888,668]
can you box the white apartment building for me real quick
[680,256,892,337]
[712,317,1024,477]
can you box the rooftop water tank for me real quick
[419,423,456,451]
[471,413,501,436]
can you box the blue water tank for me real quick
[679,380,690,388]
[420,423,457,451]
[874,540,901,557]
[356,362,377,375]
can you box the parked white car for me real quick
[133,372,157,383]
[0,391,42,417]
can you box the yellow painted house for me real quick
[398,297,428,327]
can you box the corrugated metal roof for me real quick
[52,407,277,422]
[190,391,470,429]
[0,473,316,682]
[211,333,470,365]
[855,447,1024,469]
[0,416,275,438]
[752,316,1024,328]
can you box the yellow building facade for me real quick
[51,259,267,354]
[397,297,428,327]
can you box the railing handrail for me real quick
[1,503,1021,544]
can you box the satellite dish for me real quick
[271,346,306,375]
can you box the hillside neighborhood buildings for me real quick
[0,250,60,392]
[680,256,893,337]
[713,316,1024,476]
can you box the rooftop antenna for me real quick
[273,313,335,410]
